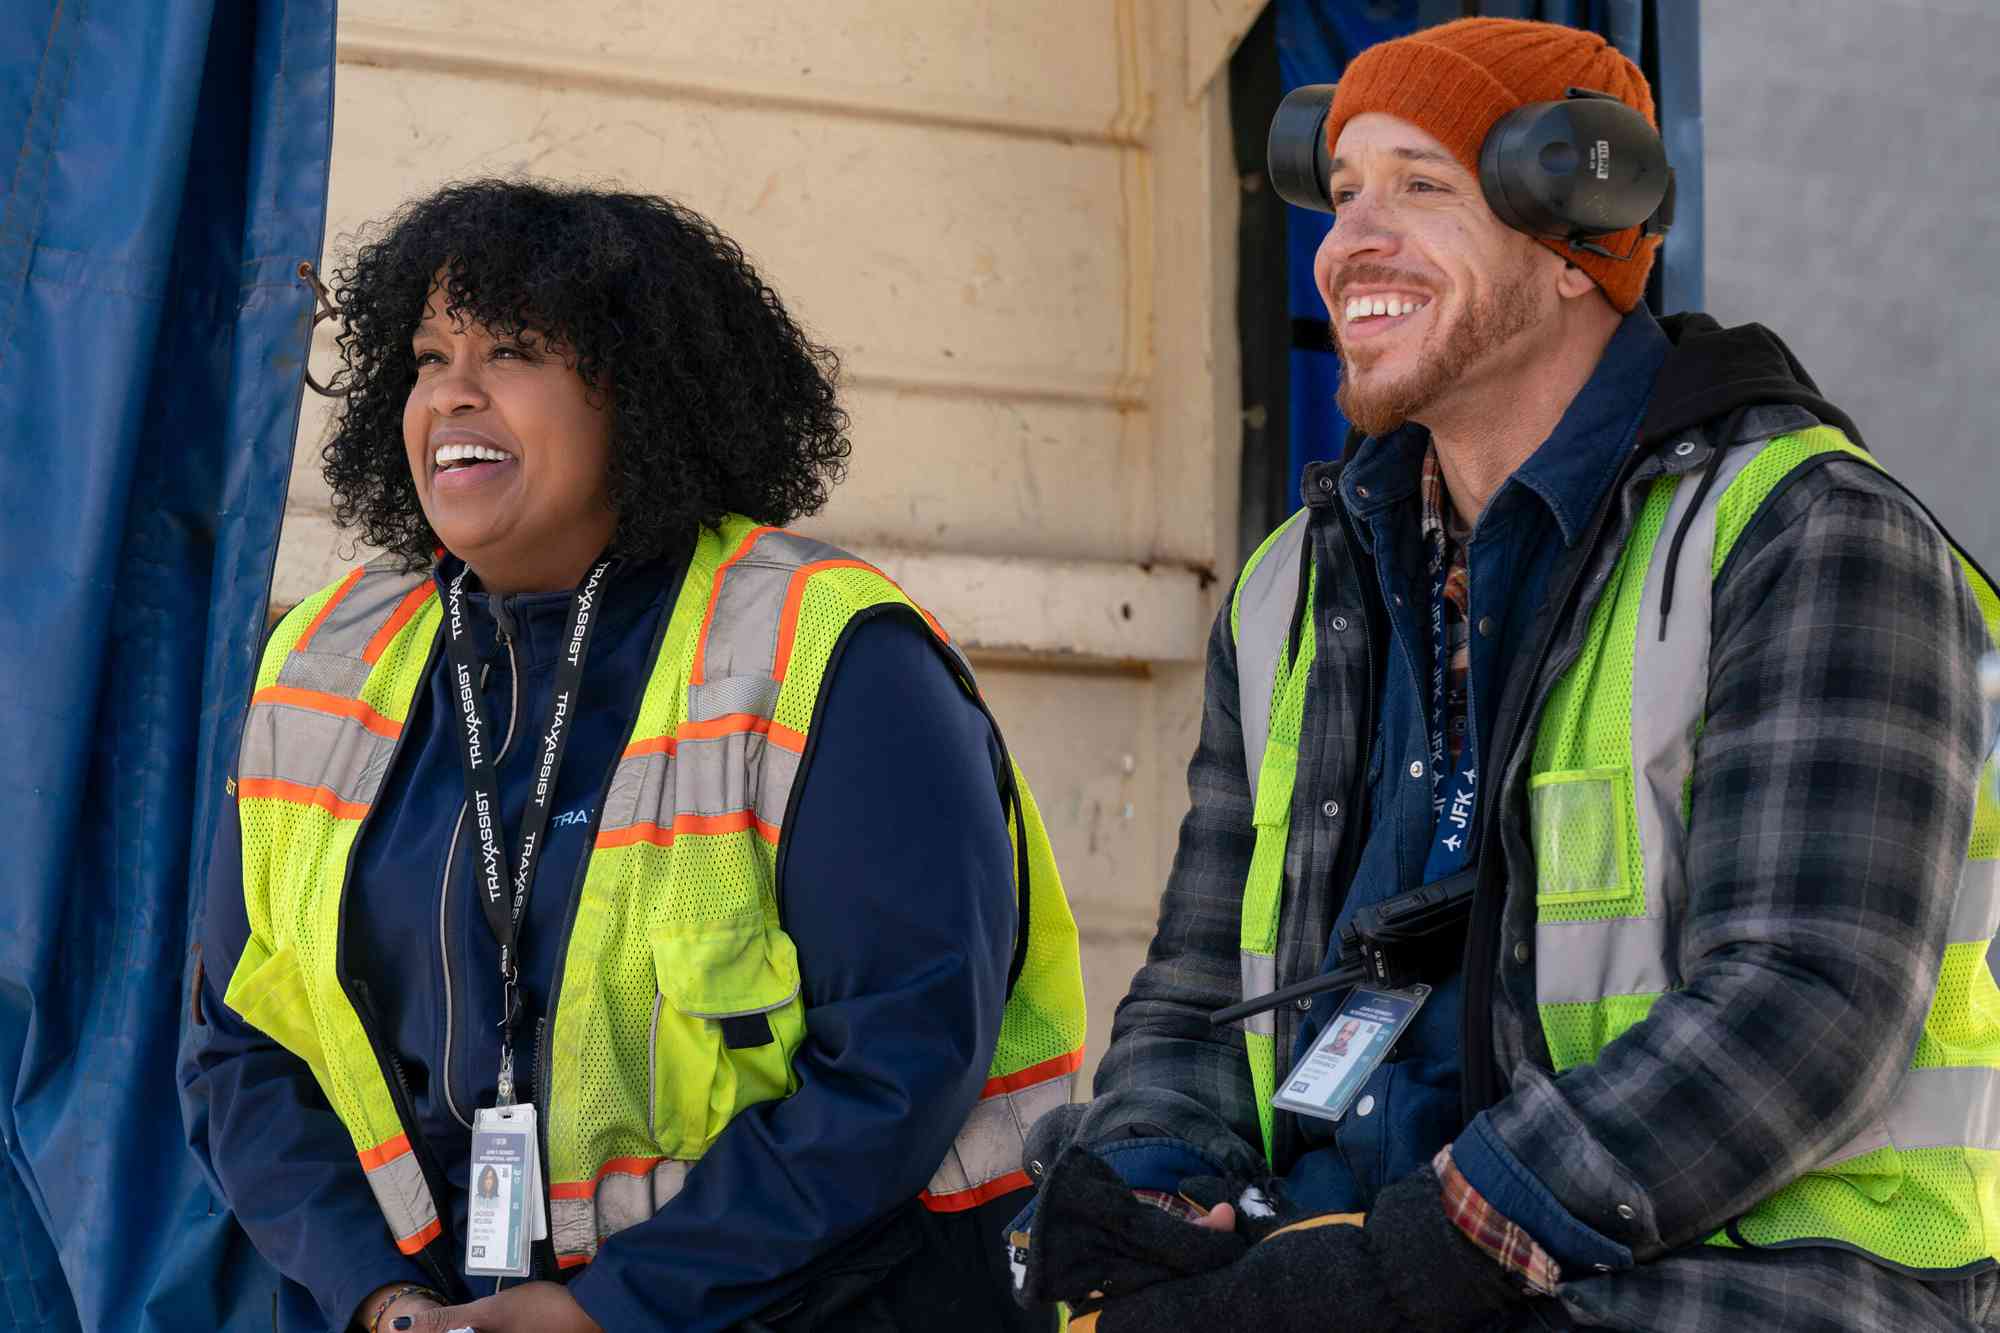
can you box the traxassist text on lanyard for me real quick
[442,557,613,1106]
[1422,524,1479,882]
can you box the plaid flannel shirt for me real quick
[1075,408,1999,1332]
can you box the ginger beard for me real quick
[1334,251,1543,438]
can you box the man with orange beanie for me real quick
[1014,16,2000,1332]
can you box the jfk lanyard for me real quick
[1424,527,1480,881]
[441,558,612,1105]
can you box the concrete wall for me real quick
[279,1,1249,1085]
[1701,0,1999,568]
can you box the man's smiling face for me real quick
[1312,112,1557,436]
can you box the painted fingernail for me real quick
[391,1319,412,1331]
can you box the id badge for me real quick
[1270,985,1430,1123]
[465,1104,542,1278]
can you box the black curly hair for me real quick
[322,178,850,568]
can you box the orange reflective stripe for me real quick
[362,582,435,664]
[236,777,369,821]
[771,560,948,683]
[394,1217,443,1253]
[250,685,403,740]
[690,525,777,685]
[980,1048,1083,1100]
[555,1251,590,1269]
[596,810,780,850]
[772,560,880,682]
[357,1133,413,1172]
[293,568,365,653]
[619,715,806,762]
[920,1168,1032,1213]
[548,1155,667,1199]
[677,712,805,752]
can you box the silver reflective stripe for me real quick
[674,732,801,823]
[687,674,781,723]
[551,1161,691,1261]
[1951,857,2000,944]
[596,1160,691,1237]
[1235,515,1308,806]
[361,1146,438,1250]
[551,1196,596,1261]
[596,736,802,837]
[307,565,426,659]
[757,529,849,568]
[276,650,373,696]
[1240,949,1277,1038]
[701,563,790,679]
[1534,917,1681,1006]
[925,1071,1076,1196]
[1825,1066,2000,1162]
[600,750,671,835]
[1537,444,1761,1011]
[238,699,398,808]
[1628,447,1761,912]
[701,530,848,680]
[1822,1118,1893,1165]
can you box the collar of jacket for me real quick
[1327,305,1673,549]
[428,550,687,670]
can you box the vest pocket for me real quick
[221,935,327,1079]
[1529,766,1636,910]
[649,916,806,1151]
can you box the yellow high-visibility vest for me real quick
[1230,429,2000,1273]
[225,515,1087,1271]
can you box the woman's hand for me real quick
[404,1281,602,1333]
[355,1283,444,1331]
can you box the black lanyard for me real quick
[440,558,612,1104]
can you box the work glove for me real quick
[1012,1147,1249,1308]
[1075,1167,1528,1333]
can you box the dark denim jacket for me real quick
[1283,309,1671,1210]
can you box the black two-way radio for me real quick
[1210,869,1479,1028]
[1267,83,1675,258]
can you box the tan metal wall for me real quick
[278,0,1254,1084]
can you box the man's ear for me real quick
[1556,258,1599,302]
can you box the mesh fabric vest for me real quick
[1230,431,2000,1273]
[1529,428,2000,1273]
[225,515,1086,1275]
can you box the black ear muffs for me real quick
[1267,83,1340,224]
[1478,87,1674,255]
[1267,83,1674,257]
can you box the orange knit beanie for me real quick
[1325,18,1659,313]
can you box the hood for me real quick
[1639,313,1866,451]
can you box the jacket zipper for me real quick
[335,630,464,1298]
[441,639,521,1131]
[1460,447,1650,1117]
[528,1013,551,1280]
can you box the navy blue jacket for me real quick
[1281,308,1671,1211]
[181,553,1020,1331]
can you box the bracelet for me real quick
[367,1285,442,1333]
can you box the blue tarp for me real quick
[0,2,335,1328]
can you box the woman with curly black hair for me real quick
[184,179,1085,1333]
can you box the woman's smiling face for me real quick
[401,292,618,593]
